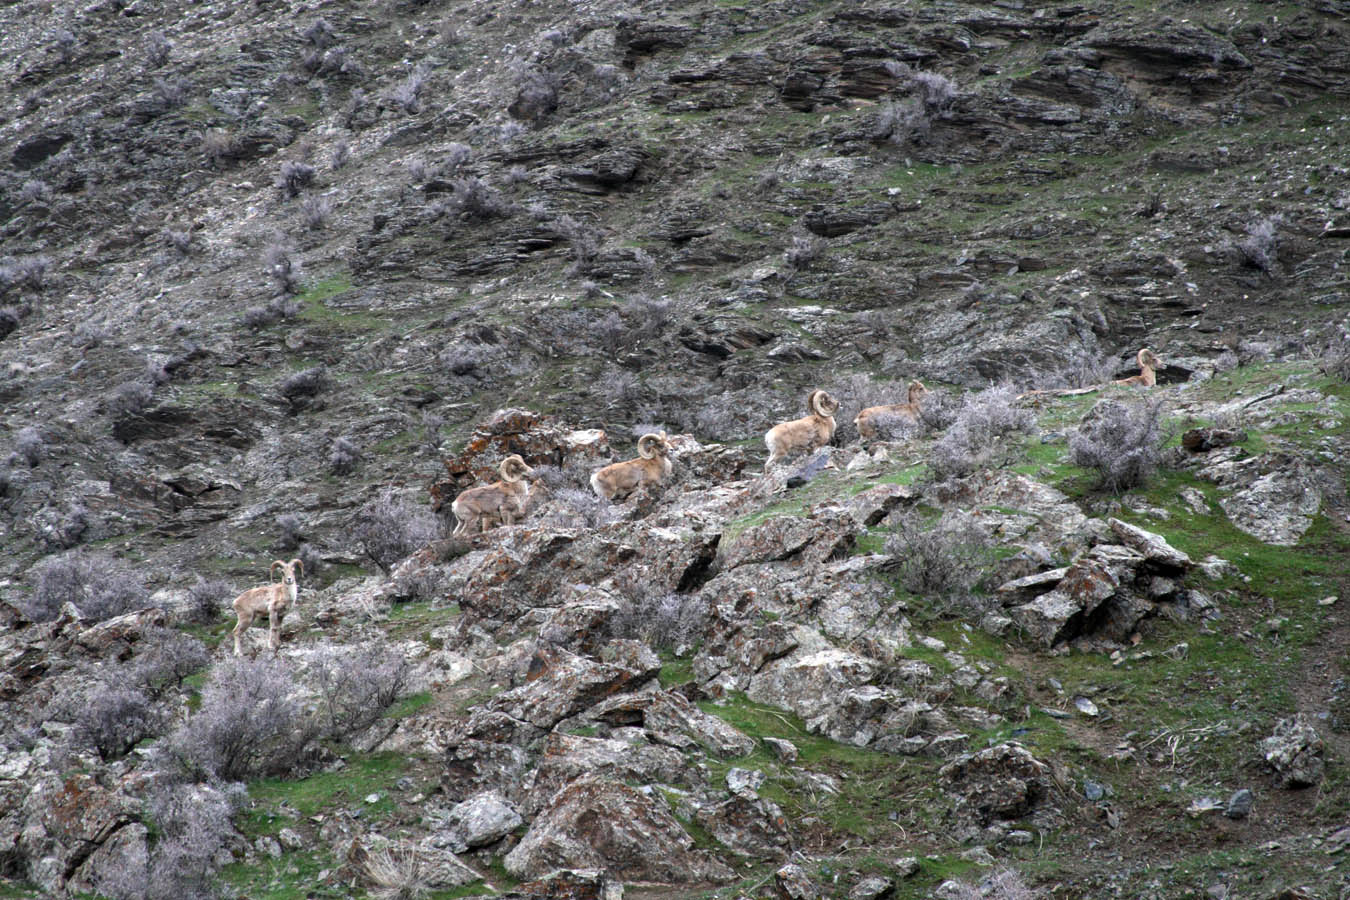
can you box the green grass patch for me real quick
[220,847,343,900]
[388,691,434,719]
[242,752,415,837]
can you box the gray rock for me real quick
[278,827,305,851]
[1261,715,1325,788]
[726,767,766,797]
[763,737,799,763]
[504,776,734,883]
[1108,518,1192,570]
[447,790,522,849]
[1009,558,1119,648]
[848,875,894,900]
[695,795,791,860]
[1224,789,1253,819]
[774,863,818,900]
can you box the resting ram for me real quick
[765,389,838,469]
[854,379,928,441]
[451,454,538,536]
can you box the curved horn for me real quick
[1137,348,1152,367]
[813,391,839,416]
[289,558,304,577]
[637,433,662,459]
[500,455,526,482]
[270,560,285,582]
[807,390,824,414]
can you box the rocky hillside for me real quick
[1,0,1349,897]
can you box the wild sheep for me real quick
[232,559,302,657]
[451,454,537,536]
[765,389,839,469]
[854,379,928,441]
[1115,348,1162,387]
[590,432,673,501]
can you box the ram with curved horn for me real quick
[232,558,303,656]
[854,379,928,442]
[764,389,839,469]
[1115,348,1163,387]
[590,432,673,501]
[451,454,539,537]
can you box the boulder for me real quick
[1009,559,1119,648]
[520,733,693,817]
[1107,519,1191,571]
[583,689,756,758]
[1261,716,1325,788]
[515,868,624,900]
[938,742,1057,825]
[504,776,734,883]
[695,794,792,860]
[445,790,522,850]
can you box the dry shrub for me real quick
[353,490,441,572]
[927,385,1034,481]
[885,512,991,599]
[159,656,319,781]
[28,551,148,622]
[308,642,411,740]
[1069,398,1165,493]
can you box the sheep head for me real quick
[809,390,839,418]
[499,454,536,483]
[637,432,668,459]
[1138,348,1162,370]
[907,380,929,404]
[270,558,303,585]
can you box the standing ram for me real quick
[764,390,838,469]
[590,432,673,501]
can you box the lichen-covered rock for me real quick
[504,776,735,883]
[695,794,791,860]
[515,868,624,900]
[774,863,819,900]
[1261,716,1325,788]
[582,689,756,758]
[1199,454,1323,546]
[17,773,140,895]
[746,646,878,724]
[938,742,1058,825]
[1107,518,1191,571]
[1008,559,1119,648]
[519,733,693,817]
[720,512,861,570]
[445,790,523,850]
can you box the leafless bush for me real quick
[874,98,931,145]
[918,389,961,431]
[885,512,991,598]
[160,655,318,781]
[300,195,334,230]
[186,575,231,623]
[153,77,189,109]
[144,30,172,68]
[784,230,826,270]
[365,845,430,900]
[52,28,77,62]
[508,65,560,121]
[280,366,328,400]
[275,160,317,198]
[1236,214,1281,274]
[96,781,245,900]
[201,129,236,167]
[28,551,148,623]
[162,227,192,254]
[829,373,903,444]
[1041,351,1116,391]
[129,627,210,698]
[343,88,370,128]
[387,68,428,114]
[927,385,1034,481]
[498,121,527,143]
[555,215,602,271]
[242,295,301,328]
[1069,398,1165,493]
[106,381,154,418]
[302,18,336,48]
[443,142,472,171]
[0,255,50,293]
[19,179,50,204]
[264,242,303,294]
[913,70,958,113]
[353,490,441,572]
[309,642,411,740]
[276,513,305,551]
[608,588,708,653]
[74,682,161,760]
[14,426,43,466]
[405,157,429,183]
[538,484,619,530]
[446,176,513,220]
[330,436,361,474]
[330,140,352,170]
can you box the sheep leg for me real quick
[501,509,514,527]
[233,611,251,657]
[269,607,283,653]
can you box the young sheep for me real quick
[451,454,538,537]
[232,559,302,657]
[764,389,839,469]
[854,379,928,441]
[590,432,673,501]
[1115,348,1163,387]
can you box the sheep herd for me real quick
[232,348,1162,654]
